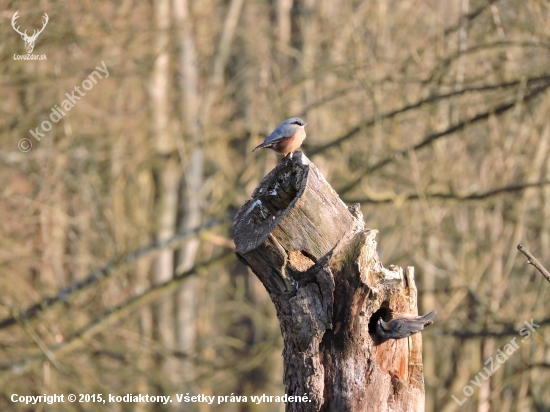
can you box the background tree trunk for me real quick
[150,0,178,390]
[234,152,427,411]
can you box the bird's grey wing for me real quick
[252,123,299,151]
[263,123,296,144]
[391,320,426,335]
[392,310,436,322]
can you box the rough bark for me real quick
[234,152,426,412]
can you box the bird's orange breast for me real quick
[272,128,306,155]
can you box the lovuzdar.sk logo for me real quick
[12,10,49,60]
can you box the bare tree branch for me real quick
[443,0,500,36]
[200,0,245,124]
[0,252,234,375]
[0,220,225,331]
[308,76,550,156]
[517,244,550,284]
[425,41,550,86]
[344,181,550,204]
[437,317,550,338]
[336,81,550,196]
[525,363,550,369]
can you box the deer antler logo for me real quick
[12,11,49,54]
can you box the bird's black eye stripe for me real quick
[293,120,303,125]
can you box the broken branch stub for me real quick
[234,152,426,411]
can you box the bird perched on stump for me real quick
[252,118,308,157]
[376,310,436,340]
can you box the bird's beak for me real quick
[304,123,309,126]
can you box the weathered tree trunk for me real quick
[234,152,426,412]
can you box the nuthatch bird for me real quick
[252,118,308,157]
[376,310,436,340]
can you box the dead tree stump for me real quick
[234,152,426,411]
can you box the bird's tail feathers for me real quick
[421,311,436,321]
[252,142,273,152]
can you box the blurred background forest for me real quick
[1,0,550,410]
